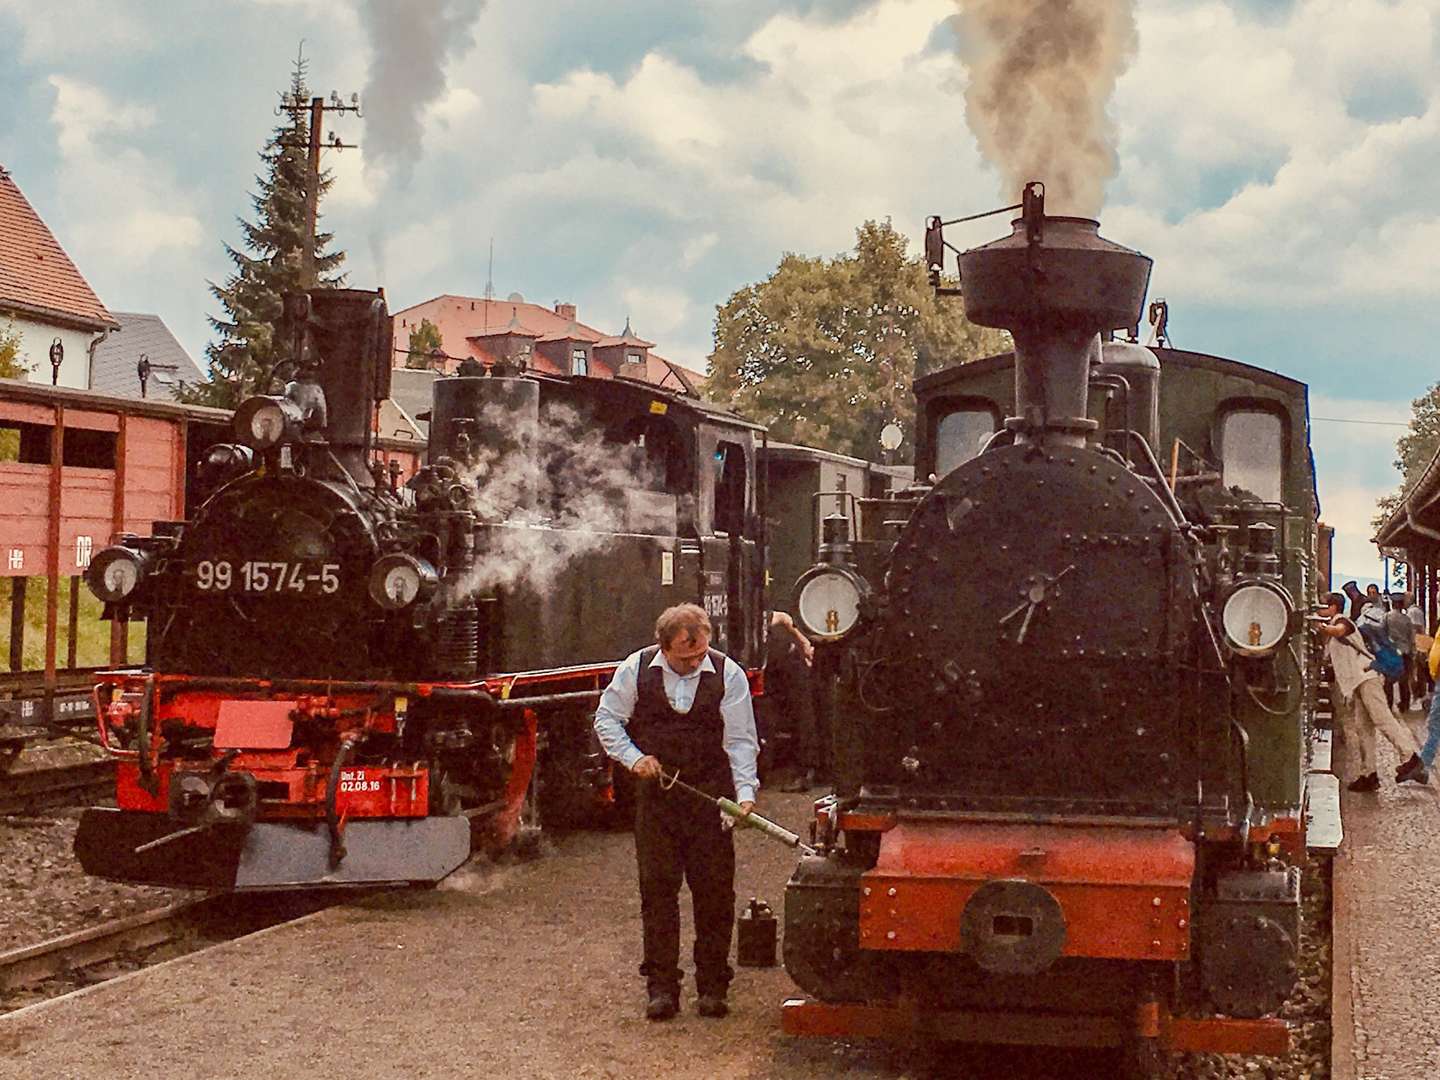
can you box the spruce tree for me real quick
[179,51,345,408]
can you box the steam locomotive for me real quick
[77,288,765,890]
[781,185,1320,1071]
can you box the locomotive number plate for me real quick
[194,559,341,594]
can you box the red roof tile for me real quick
[0,165,116,330]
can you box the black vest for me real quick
[628,646,734,798]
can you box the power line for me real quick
[1312,416,1409,428]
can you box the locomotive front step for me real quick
[75,808,470,890]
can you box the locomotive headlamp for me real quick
[1221,580,1294,657]
[795,565,868,642]
[233,395,304,450]
[86,545,149,603]
[369,553,438,610]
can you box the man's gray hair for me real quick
[655,603,712,649]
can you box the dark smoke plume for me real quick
[357,0,486,189]
[954,1,1137,217]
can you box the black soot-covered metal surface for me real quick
[869,440,1196,814]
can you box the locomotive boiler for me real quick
[77,287,767,890]
[782,185,1318,1072]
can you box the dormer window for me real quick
[572,348,589,376]
[626,351,644,365]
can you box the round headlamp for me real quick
[86,546,148,603]
[795,565,867,641]
[233,396,302,450]
[368,553,438,610]
[1221,580,1293,656]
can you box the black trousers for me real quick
[634,786,735,998]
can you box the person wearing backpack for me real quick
[1383,593,1416,712]
[1315,592,1424,791]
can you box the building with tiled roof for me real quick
[0,164,118,388]
[391,294,705,397]
[88,312,206,402]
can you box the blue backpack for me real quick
[1370,642,1405,680]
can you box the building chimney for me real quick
[555,301,577,321]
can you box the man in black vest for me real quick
[594,603,760,1021]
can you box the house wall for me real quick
[2,315,101,390]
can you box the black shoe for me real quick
[1347,772,1381,792]
[1397,754,1430,785]
[696,994,729,1018]
[646,993,679,1021]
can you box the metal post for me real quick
[66,575,79,669]
[45,404,64,702]
[110,413,128,664]
[7,578,23,672]
[304,95,323,288]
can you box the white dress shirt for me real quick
[594,647,760,804]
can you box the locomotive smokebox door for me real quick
[738,897,778,967]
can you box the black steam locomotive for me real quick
[78,288,766,890]
[781,186,1320,1072]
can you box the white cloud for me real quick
[47,76,204,263]
[618,284,691,340]
[1108,0,1440,306]
[0,0,150,61]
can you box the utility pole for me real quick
[278,83,361,287]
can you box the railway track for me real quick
[0,760,115,815]
[0,892,340,1015]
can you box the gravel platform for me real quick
[2,790,1325,1079]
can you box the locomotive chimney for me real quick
[958,182,1152,448]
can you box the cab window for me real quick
[1220,410,1284,502]
[934,409,998,476]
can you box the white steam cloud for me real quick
[953,0,1138,217]
[357,0,487,190]
[453,402,672,598]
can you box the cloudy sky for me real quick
[1,0,1437,583]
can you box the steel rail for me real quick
[0,898,213,995]
[0,760,115,815]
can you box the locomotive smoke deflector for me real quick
[957,182,1153,449]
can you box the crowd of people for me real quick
[1322,583,1440,792]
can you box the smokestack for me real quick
[958,183,1151,449]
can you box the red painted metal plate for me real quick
[214,700,296,749]
[859,821,1194,961]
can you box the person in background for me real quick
[765,611,822,792]
[1342,581,1366,621]
[1409,628,1440,784]
[1314,592,1424,791]
[1406,594,1432,705]
[1383,594,1416,713]
[593,603,759,1022]
[1356,588,1388,653]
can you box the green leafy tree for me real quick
[178,52,345,408]
[706,220,1008,461]
[405,319,443,369]
[0,321,24,460]
[1373,382,1440,538]
[0,320,25,379]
